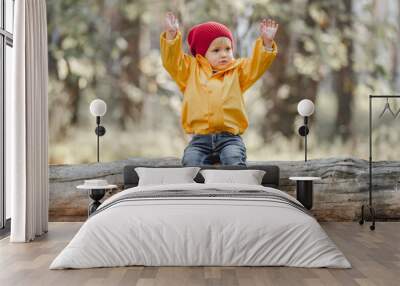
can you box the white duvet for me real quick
[50,183,351,269]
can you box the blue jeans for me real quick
[182,132,247,166]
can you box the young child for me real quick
[160,12,278,166]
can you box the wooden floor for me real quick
[0,222,399,286]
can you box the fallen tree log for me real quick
[49,157,400,222]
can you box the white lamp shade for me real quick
[297,99,315,117]
[90,99,107,117]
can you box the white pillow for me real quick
[200,169,266,185]
[135,167,200,186]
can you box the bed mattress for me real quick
[50,183,351,269]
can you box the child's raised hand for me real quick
[164,12,179,40]
[259,19,279,48]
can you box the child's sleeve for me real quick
[238,38,278,92]
[160,31,193,92]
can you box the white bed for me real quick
[50,183,351,269]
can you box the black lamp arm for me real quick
[95,116,106,137]
[94,116,106,163]
[297,116,309,162]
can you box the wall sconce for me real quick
[89,99,107,162]
[297,99,315,162]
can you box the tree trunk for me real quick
[333,0,354,142]
[104,7,144,130]
[261,0,318,142]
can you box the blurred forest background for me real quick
[47,0,400,164]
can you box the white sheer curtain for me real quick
[7,0,49,242]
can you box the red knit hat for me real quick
[187,21,234,57]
